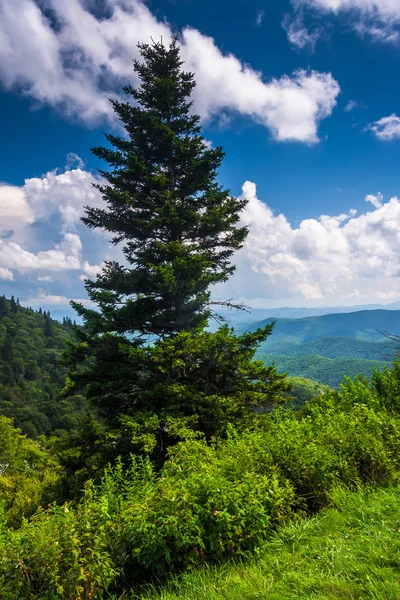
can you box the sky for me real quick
[1,0,400,312]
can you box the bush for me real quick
[0,487,118,599]
[4,364,400,596]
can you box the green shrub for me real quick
[3,364,400,597]
[0,486,118,599]
[110,437,295,582]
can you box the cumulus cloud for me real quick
[365,192,383,208]
[0,267,14,281]
[0,233,82,273]
[0,161,109,284]
[0,0,340,143]
[300,0,400,19]
[218,181,400,303]
[79,261,103,280]
[0,185,34,232]
[368,114,400,140]
[26,291,94,307]
[3,159,400,306]
[183,28,340,143]
[22,167,103,233]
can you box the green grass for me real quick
[134,486,400,600]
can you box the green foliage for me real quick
[0,435,296,596]
[0,416,58,527]
[0,487,118,599]
[74,38,247,338]
[3,361,400,596]
[265,335,391,360]
[61,325,290,492]
[285,376,330,408]
[0,296,87,438]
[259,352,386,388]
[136,486,400,600]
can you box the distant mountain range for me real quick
[46,303,400,388]
[236,309,400,342]
[216,301,400,325]
[47,300,400,326]
[235,309,400,388]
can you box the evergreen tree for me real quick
[43,313,53,338]
[1,331,14,362]
[10,296,17,314]
[64,38,289,468]
[0,295,8,317]
[72,38,247,338]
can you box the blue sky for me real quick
[1,0,400,311]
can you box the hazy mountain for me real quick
[235,309,400,388]
[237,309,400,343]
[215,302,400,325]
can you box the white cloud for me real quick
[344,99,367,112]
[256,9,265,26]
[5,159,400,307]
[282,13,322,50]
[300,0,400,19]
[376,290,399,300]
[0,0,340,144]
[183,28,340,143]
[0,185,34,232]
[218,181,400,304]
[0,267,13,281]
[23,167,103,232]
[297,0,400,43]
[0,233,82,273]
[368,114,400,140]
[365,192,383,208]
[26,291,94,307]
[79,261,103,280]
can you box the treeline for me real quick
[0,295,87,438]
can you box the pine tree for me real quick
[0,295,8,317]
[64,38,289,470]
[43,312,53,341]
[1,331,14,362]
[10,296,17,314]
[72,38,247,338]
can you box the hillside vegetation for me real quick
[138,486,400,600]
[260,352,387,388]
[0,296,86,438]
[265,335,392,360]
[237,312,397,387]
[2,366,400,596]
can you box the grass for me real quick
[132,486,400,600]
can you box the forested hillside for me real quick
[0,296,86,438]
[235,312,397,387]
[260,353,387,388]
